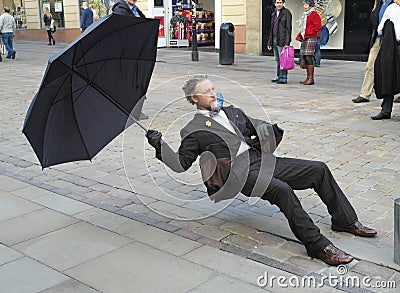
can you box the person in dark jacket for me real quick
[80,2,93,33]
[352,0,392,103]
[146,75,377,266]
[372,17,400,119]
[112,0,148,120]
[112,0,145,17]
[267,0,292,84]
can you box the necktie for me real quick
[132,6,140,17]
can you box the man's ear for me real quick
[191,95,199,104]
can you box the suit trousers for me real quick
[360,38,380,99]
[239,150,358,256]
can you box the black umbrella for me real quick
[22,13,159,168]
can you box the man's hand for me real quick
[256,123,270,141]
[146,129,162,151]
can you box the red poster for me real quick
[155,16,165,37]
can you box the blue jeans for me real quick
[314,37,321,66]
[273,37,287,82]
[1,32,14,58]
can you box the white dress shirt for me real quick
[378,2,400,41]
[198,109,250,156]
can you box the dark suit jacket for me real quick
[80,8,93,30]
[112,0,145,17]
[374,20,400,98]
[157,106,283,202]
[267,7,292,47]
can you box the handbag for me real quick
[50,19,56,33]
[0,43,6,55]
[279,46,294,71]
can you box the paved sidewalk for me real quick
[0,41,399,292]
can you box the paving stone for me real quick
[65,242,216,293]
[188,274,265,293]
[0,190,43,222]
[0,244,22,265]
[74,208,144,235]
[13,222,133,271]
[193,225,232,241]
[280,241,309,257]
[352,261,398,280]
[41,279,100,293]
[125,223,201,256]
[0,257,69,293]
[0,175,31,191]
[220,222,259,237]
[223,235,258,250]
[183,245,299,288]
[285,256,327,273]
[253,245,295,262]
[0,208,79,246]
[31,193,93,215]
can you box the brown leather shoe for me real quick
[315,243,354,266]
[332,221,377,237]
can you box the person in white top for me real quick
[378,0,400,41]
[0,7,16,60]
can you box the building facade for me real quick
[8,0,373,57]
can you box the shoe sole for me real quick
[331,225,377,237]
[371,116,391,120]
[315,255,354,266]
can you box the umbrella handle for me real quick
[130,116,164,145]
[130,115,148,132]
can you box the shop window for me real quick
[40,0,65,28]
[2,0,27,29]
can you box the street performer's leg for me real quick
[273,157,358,227]
[240,166,331,257]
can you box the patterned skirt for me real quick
[300,37,317,56]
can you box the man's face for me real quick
[192,79,218,111]
[303,2,311,11]
[275,0,284,10]
[126,0,137,5]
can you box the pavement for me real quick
[0,40,400,293]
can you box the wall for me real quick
[222,0,246,53]
[245,0,261,55]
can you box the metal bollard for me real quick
[394,198,400,264]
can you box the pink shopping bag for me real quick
[280,46,294,70]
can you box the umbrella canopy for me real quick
[23,13,159,168]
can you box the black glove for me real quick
[146,129,162,152]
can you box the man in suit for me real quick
[112,0,145,17]
[80,2,93,33]
[112,0,148,120]
[146,75,377,266]
[267,0,292,84]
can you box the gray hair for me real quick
[182,75,208,104]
